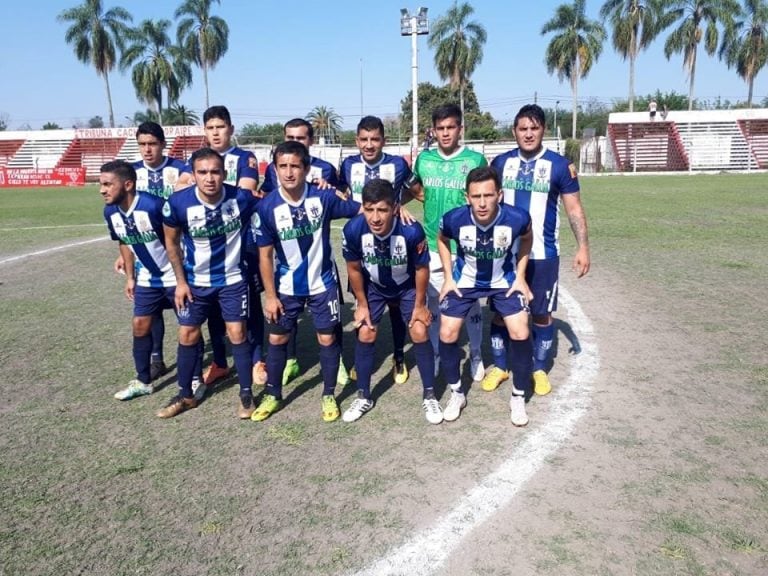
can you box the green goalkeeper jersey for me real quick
[413,146,488,253]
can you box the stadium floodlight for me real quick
[400,7,429,158]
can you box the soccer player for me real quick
[160,147,259,419]
[338,115,413,385]
[403,103,488,382]
[259,118,345,387]
[484,104,590,396]
[200,105,264,391]
[341,179,440,423]
[252,140,360,423]
[437,166,534,425]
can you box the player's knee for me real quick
[316,331,336,347]
[268,332,290,346]
[357,326,377,343]
[507,320,530,341]
[178,326,201,346]
[132,316,152,337]
[409,324,428,343]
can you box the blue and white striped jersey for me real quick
[162,183,259,288]
[260,156,339,195]
[206,146,260,187]
[338,153,412,203]
[490,147,579,260]
[341,215,429,298]
[255,184,360,297]
[104,192,175,288]
[440,205,531,290]
[132,156,191,200]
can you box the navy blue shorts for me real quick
[177,281,249,326]
[441,287,529,319]
[526,257,559,316]
[133,285,176,318]
[269,287,341,334]
[366,284,416,325]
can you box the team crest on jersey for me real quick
[224,202,237,219]
[477,234,492,247]
[248,156,258,169]
[124,218,136,231]
[460,162,471,174]
[309,204,321,219]
[149,172,162,185]
[162,202,171,217]
[292,207,306,221]
[134,212,152,232]
[495,231,509,249]
[537,165,549,179]
[568,163,578,178]
[393,243,405,256]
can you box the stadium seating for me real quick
[0,140,25,167]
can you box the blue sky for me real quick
[0,0,765,131]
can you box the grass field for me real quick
[1,174,766,576]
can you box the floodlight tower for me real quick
[400,7,429,156]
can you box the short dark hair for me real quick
[513,104,546,129]
[203,105,232,126]
[100,160,136,183]
[136,121,165,143]
[465,166,500,192]
[432,103,462,127]
[284,118,314,140]
[357,115,385,135]
[273,140,311,168]
[190,147,225,170]
[362,178,396,206]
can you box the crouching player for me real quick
[437,166,534,425]
[341,179,441,424]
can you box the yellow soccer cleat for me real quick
[481,366,509,392]
[532,370,552,396]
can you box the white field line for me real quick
[0,237,108,266]
[351,286,599,576]
[0,223,103,231]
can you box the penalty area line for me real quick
[0,223,103,231]
[349,285,599,576]
[0,237,108,266]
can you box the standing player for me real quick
[341,179,440,423]
[438,167,534,425]
[403,103,488,382]
[160,148,259,419]
[252,141,360,423]
[338,115,413,384]
[484,104,590,396]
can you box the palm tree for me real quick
[175,0,229,109]
[164,105,200,125]
[658,0,741,110]
[719,0,768,106]
[306,106,343,144]
[428,1,487,120]
[57,0,132,128]
[599,0,662,112]
[542,0,606,138]
[120,19,192,120]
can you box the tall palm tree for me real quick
[164,104,200,125]
[306,106,343,144]
[541,0,606,138]
[120,19,192,120]
[659,0,740,110]
[719,0,768,106]
[599,0,662,112]
[57,0,132,128]
[175,0,229,109]
[428,1,487,120]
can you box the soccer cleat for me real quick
[191,377,207,401]
[510,395,529,427]
[156,394,197,418]
[203,362,230,387]
[470,353,486,382]
[237,391,255,419]
[322,395,340,422]
[149,360,168,382]
[282,358,300,386]
[114,379,154,401]
[251,394,281,422]
[252,361,268,386]
[533,370,552,396]
[422,397,444,425]
[342,396,374,423]
[481,366,509,392]
[443,391,467,422]
[337,363,350,386]
[393,360,409,384]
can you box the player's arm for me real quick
[410,264,431,328]
[119,244,136,301]
[258,244,283,323]
[508,223,533,301]
[437,230,460,300]
[347,260,374,331]
[561,192,590,278]
[163,224,193,310]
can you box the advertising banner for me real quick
[0,167,86,187]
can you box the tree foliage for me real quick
[306,106,343,144]
[237,122,285,146]
[42,122,62,130]
[719,0,768,107]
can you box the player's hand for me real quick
[114,254,126,276]
[124,278,136,301]
[313,177,332,190]
[353,306,375,331]
[263,296,284,323]
[409,305,432,328]
[507,279,532,303]
[572,247,590,278]
[174,282,194,312]
[399,205,416,225]
[439,279,461,302]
